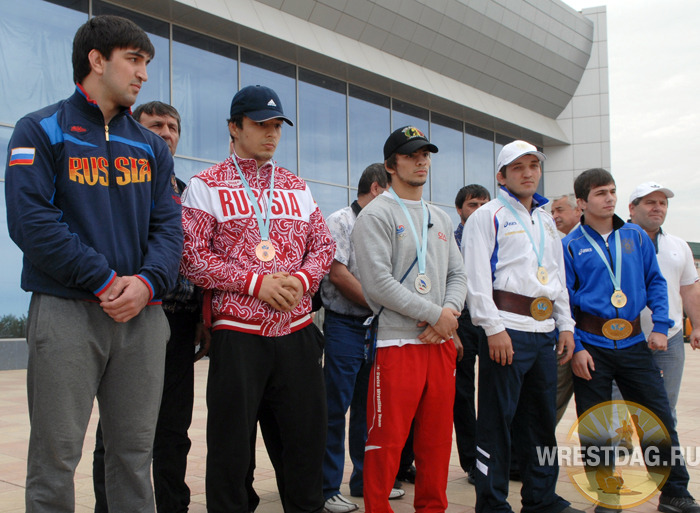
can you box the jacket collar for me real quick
[70,84,131,125]
[579,213,626,238]
[228,150,274,181]
[498,186,549,212]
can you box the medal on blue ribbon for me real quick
[231,157,277,261]
[580,227,628,308]
[498,198,548,284]
[389,188,431,294]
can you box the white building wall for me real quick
[544,6,610,198]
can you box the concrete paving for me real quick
[1,345,699,512]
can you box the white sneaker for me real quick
[389,487,406,500]
[324,494,359,513]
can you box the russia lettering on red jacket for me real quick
[68,156,152,186]
[219,188,301,217]
[216,187,310,221]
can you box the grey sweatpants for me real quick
[25,293,169,513]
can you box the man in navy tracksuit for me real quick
[5,16,182,512]
[563,168,699,513]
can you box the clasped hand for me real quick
[258,272,304,312]
[99,275,150,323]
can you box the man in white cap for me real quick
[464,141,580,513]
[629,181,700,422]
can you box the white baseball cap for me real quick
[496,140,546,174]
[629,181,675,203]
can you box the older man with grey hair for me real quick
[550,193,581,237]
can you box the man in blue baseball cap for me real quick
[180,84,336,512]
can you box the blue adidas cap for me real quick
[229,85,293,126]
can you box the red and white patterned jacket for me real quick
[180,153,335,337]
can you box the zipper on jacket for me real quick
[604,234,620,347]
[105,123,115,188]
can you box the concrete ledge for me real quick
[0,338,28,370]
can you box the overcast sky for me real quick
[564,0,700,242]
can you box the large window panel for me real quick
[391,101,429,134]
[241,49,298,171]
[465,125,495,197]
[173,27,236,162]
[348,85,390,188]
[93,1,170,107]
[2,126,32,315]
[306,181,348,219]
[430,113,464,206]
[0,183,30,316]
[0,0,87,125]
[298,69,347,186]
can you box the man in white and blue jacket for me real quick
[5,16,182,512]
[564,168,699,513]
[464,141,579,513]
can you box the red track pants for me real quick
[364,342,457,513]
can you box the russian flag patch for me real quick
[9,147,36,166]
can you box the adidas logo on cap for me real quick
[229,85,294,125]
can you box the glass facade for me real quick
[0,0,537,317]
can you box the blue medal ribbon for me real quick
[498,197,545,270]
[389,188,428,275]
[581,227,623,293]
[231,157,275,242]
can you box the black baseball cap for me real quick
[383,126,438,161]
[229,85,293,126]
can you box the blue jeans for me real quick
[322,310,370,499]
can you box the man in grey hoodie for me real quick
[352,126,467,512]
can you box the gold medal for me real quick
[255,240,275,261]
[611,290,627,308]
[415,274,431,294]
[530,297,553,321]
[537,266,549,285]
[602,318,634,340]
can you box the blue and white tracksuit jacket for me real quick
[463,187,575,336]
[562,214,671,352]
[5,86,182,302]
